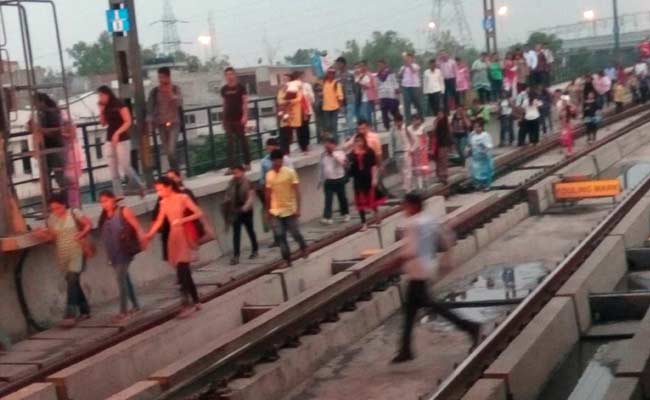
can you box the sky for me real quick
[2,0,649,71]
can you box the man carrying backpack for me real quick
[147,67,184,170]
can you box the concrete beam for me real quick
[527,176,561,215]
[0,383,57,400]
[590,143,623,175]
[461,379,508,400]
[556,236,626,333]
[46,275,284,400]
[105,381,162,400]
[615,131,645,158]
[484,297,580,400]
[602,378,643,400]
[241,305,275,323]
[616,310,650,397]
[609,198,650,248]
[146,270,360,391]
[227,287,402,400]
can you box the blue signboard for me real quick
[483,16,495,32]
[106,8,131,33]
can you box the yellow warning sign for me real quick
[553,179,621,200]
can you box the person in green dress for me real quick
[472,53,491,105]
[489,53,504,102]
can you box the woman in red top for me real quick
[503,52,518,98]
[347,134,386,231]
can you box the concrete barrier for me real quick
[591,142,623,175]
[146,270,359,390]
[461,379,508,400]
[557,155,597,178]
[46,275,284,400]
[0,384,57,400]
[272,229,381,299]
[450,236,478,268]
[227,286,402,400]
[484,297,579,400]
[609,197,650,248]
[616,310,650,398]
[556,236,627,333]
[105,381,162,400]
[615,130,645,158]
[527,176,561,215]
[602,378,642,400]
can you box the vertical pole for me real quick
[612,0,620,60]
[491,0,498,54]
[108,0,153,186]
[483,0,490,53]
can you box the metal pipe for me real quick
[13,249,46,332]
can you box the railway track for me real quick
[431,110,650,400]
[2,103,648,399]
[152,107,650,400]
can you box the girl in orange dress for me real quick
[145,176,204,317]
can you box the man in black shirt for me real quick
[220,67,250,172]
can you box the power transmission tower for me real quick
[208,11,218,60]
[261,29,281,65]
[152,0,186,54]
[431,0,474,49]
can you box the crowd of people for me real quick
[28,36,650,339]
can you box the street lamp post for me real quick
[612,0,620,59]
[483,0,498,54]
[198,35,212,62]
[584,9,597,36]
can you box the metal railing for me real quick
[8,95,356,209]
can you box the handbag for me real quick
[119,207,142,257]
[71,210,97,259]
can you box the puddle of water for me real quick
[537,340,626,400]
[426,262,548,327]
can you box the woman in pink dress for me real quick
[557,95,576,156]
[503,52,518,98]
[455,57,471,107]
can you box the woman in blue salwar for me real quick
[469,118,494,191]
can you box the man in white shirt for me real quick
[524,47,538,73]
[355,60,375,124]
[390,192,481,363]
[437,52,458,112]
[398,52,423,123]
[423,58,445,116]
[319,138,350,225]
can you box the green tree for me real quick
[430,30,479,63]
[526,32,563,52]
[202,55,231,72]
[285,48,320,65]
[141,44,160,65]
[360,31,415,70]
[67,31,114,76]
[339,39,362,66]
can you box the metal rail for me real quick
[159,108,650,399]
[430,111,650,400]
[0,105,648,398]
